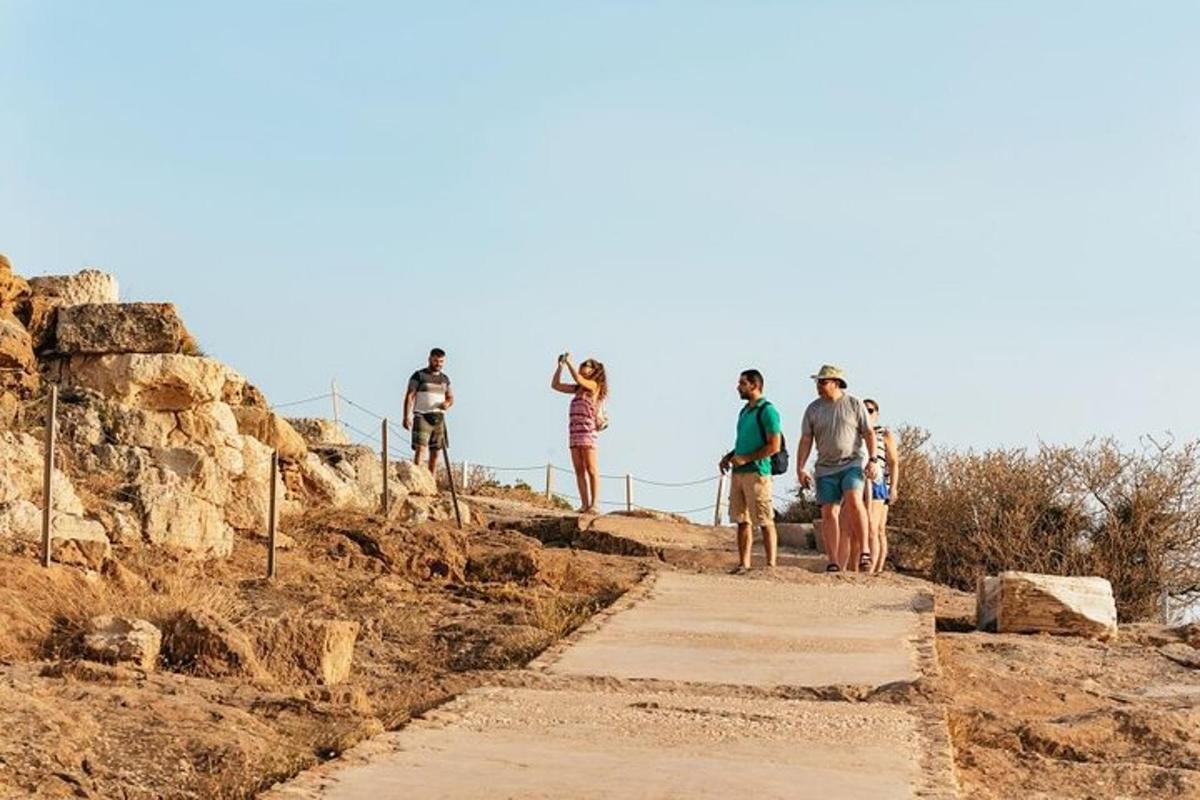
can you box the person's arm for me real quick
[884,429,900,501]
[863,426,879,481]
[551,359,576,394]
[796,433,814,487]
[403,374,418,430]
[729,433,781,468]
[442,381,454,411]
[563,356,599,395]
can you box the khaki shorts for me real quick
[729,471,773,526]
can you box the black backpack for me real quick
[756,402,789,476]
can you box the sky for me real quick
[2,1,1198,516]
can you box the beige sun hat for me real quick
[810,364,848,388]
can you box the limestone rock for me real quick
[83,616,161,670]
[55,303,191,355]
[137,479,232,557]
[163,610,265,679]
[296,452,360,509]
[0,253,30,307]
[226,435,282,532]
[394,460,437,497]
[977,571,1118,640]
[249,616,360,686]
[28,270,119,306]
[0,312,35,372]
[286,417,349,447]
[58,354,245,412]
[232,407,307,461]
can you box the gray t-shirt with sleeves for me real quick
[801,393,872,477]
[408,369,451,415]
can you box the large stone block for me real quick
[137,479,233,557]
[59,354,245,411]
[83,616,161,670]
[55,302,191,355]
[28,269,119,306]
[977,571,1118,640]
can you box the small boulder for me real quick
[286,417,350,447]
[977,571,1118,640]
[249,616,360,686]
[55,303,191,355]
[232,407,307,461]
[0,312,35,372]
[163,609,265,679]
[83,615,161,670]
[1159,643,1200,669]
[394,461,437,497]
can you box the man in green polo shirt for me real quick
[718,369,783,573]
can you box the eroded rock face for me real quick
[56,303,191,355]
[0,313,36,372]
[394,461,437,497]
[83,616,162,670]
[286,417,349,447]
[57,354,246,412]
[232,407,307,461]
[28,269,119,306]
[977,572,1118,640]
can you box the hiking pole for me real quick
[441,417,463,529]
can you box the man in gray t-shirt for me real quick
[796,365,878,573]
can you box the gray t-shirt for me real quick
[801,393,871,477]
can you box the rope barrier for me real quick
[271,392,333,410]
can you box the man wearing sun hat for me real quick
[795,365,878,572]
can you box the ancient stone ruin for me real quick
[0,253,465,566]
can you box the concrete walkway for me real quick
[265,564,958,799]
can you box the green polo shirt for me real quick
[734,398,782,475]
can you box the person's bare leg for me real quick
[570,447,590,511]
[842,487,870,571]
[428,447,441,479]
[414,445,428,469]
[821,503,842,569]
[737,522,752,569]
[584,447,600,512]
[874,505,890,574]
[761,523,777,567]
[867,501,884,573]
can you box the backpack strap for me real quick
[755,401,773,444]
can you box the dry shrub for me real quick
[889,430,1200,621]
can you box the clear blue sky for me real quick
[2,2,1197,515]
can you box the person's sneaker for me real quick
[729,565,751,575]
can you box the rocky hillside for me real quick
[0,253,464,567]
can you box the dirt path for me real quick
[264,556,959,799]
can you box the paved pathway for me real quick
[266,564,958,799]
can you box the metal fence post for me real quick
[713,473,727,526]
[40,385,58,568]
[381,418,390,514]
[266,450,279,579]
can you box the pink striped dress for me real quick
[569,390,598,449]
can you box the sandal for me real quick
[859,552,872,572]
[825,563,841,573]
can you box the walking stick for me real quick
[440,417,463,530]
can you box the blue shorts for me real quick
[871,482,890,503]
[816,465,866,505]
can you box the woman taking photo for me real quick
[551,352,608,513]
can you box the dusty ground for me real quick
[3,494,1199,799]
[931,588,1200,799]
[0,509,645,799]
